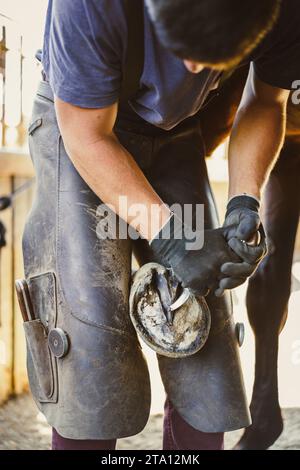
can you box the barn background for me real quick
[0,0,299,450]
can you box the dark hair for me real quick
[146,0,281,68]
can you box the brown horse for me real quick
[199,65,300,449]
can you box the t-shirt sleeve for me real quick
[252,0,300,90]
[44,0,126,108]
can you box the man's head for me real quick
[146,0,281,72]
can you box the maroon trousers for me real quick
[52,397,224,450]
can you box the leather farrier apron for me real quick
[22,76,251,439]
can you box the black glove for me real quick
[215,195,267,296]
[149,212,240,297]
[223,195,261,241]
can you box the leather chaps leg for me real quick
[22,81,151,439]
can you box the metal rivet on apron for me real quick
[48,328,70,358]
[235,322,245,347]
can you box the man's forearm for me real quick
[64,132,171,240]
[228,99,287,201]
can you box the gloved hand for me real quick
[215,195,267,296]
[149,211,241,296]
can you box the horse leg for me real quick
[234,147,300,449]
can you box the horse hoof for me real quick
[233,416,284,450]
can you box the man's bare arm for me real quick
[54,98,171,240]
[228,64,290,201]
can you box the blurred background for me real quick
[0,0,48,402]
[0,0,299,450]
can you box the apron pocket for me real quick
[23,272,59,403]
[24,319,56,402]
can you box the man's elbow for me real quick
[239,93,288,123]
[54,96,118,162]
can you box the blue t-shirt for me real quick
[42,0,300,130]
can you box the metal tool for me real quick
[0,221,6,248]
[169,287,191,312]
[48,328,70,358]
[15,279,36,322]
[241,230,261,247]
[168,230,261,311]
[235,322,245,347]
[0,179,35,250]
[0,179,35,212]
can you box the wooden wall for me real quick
[0,12,39,403]
[0,154,34,403]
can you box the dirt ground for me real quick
[0,394,299,450]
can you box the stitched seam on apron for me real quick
[65,311,138,341]
[37,93,54,104]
